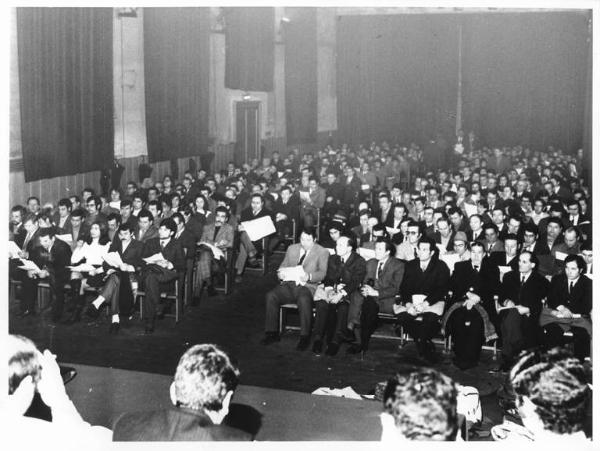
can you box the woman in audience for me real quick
[66,221,111,323]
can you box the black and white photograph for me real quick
[4,1,597,445]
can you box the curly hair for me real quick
[510,347,590,435]
[172,344,240,412]
[383,367,458,441]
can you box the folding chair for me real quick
[137,274,184,323]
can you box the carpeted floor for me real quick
[9,254,508,440]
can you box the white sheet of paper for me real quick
[68,263,96,273]
[103,252,124,268]
[143,253,165,264]
[436,243,447,254]
[8,241,21,258]
[361,184,370,190]
[55,234,73,244]
[357,247,376,260]
[18,259,40,272]
[498,265,511,282]
[327,248,336,255]
[554,251,568,261]
[464,202,478,218]
[241,216,276,241]
[199,242,225,260]
[280,265,306,285]
[386,227,400,235]
[299,191,311,202]
[439,253,460,273]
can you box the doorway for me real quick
[235,101,261,166]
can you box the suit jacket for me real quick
[112,406,252,441]
[364,257,405,307]
[434,231,456,253]
[136,225,159,244]
[31,239,72,280]
[450,260,499,309]
[142,238,186,272]
[399,257,450,305]
[322,252,366,297]
[341,176,361,207]
[467,229,485,243]
[377,207,394,228]
[103,239,144,270]
[185,213,208,241]
[484,240,505,255]
[54,215,72,235]
[500,270,549,320]
[273,198,300,225]
[547,274,592,315]
[488,251,519,273]
[301,187,326,210]
[200,223,234,249]
[279,243,330,294]
[175,228,198,258]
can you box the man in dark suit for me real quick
[376,193,395,228]
[482,223,504,255]
[487,233,520,274]
[78,223,144,332]
[19,228,72,322]
[341,166,362,214]
[349,239,405,354]
[443,242,499,369]
[541,255,592,361]
[311,235,366,356]
[235,194,274,278]
[397,237,450,362]
[496,251,549,371]
[196,207,235,298]
[433,216,456,254]
[9,205,26,247]
[135,209,159,244]
[270,186,300,252]
[140,218,186,334]
[68,209,90,249]
[53,198,73,236]
[113,344,251,441]
[261,227,330,350]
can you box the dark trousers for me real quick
[265,281,313,336]
[499,309,538,363]
[142,266,178,325]
[397,312,441,342]
[447,306,484,364]
[542,323,590,361]
[360,296,396,348]
[21,271,68,320]
[313,300,349,344]
[100,273,123,315]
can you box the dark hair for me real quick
[148,200,163,214]
[564,254,586,273]
[118,223,134,233]
[300,227,317,240]
[160,218,177,236]
[417,236,437,255]
[120,199,132,209]
[138,209,154,222]
[87,195,101,210]
[510,347,590,435]
[483,223,499,234]
[57,198,72,210]
[523,222,538,236]
[215,206,230,219]
[106,213,121,224]
[70,208,85,219]
[27,196,40,205]
[38,227,55,240]
[375,237,396,257]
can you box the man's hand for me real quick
[27,270,37,279]
[18,250,27,259]
[37,269,49,279]
[504,299,515,308]
[37,350,69,409]
[329,292,344,304]
[465,291,481,304]
[119,263,129,272]
[516,305,530,316]
[361,285,378,297]
[299,271,309,283]
[88,268,97,276]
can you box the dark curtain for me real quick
[336,14,459,146]
[462,12,590,152]
[224,7,274,92]
[284,8,317,145]
[17,8,113,182]
[143,8,210,163]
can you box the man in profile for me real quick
[113,344,251,441]
[380,366,459,441]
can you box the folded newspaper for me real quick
[18,259,40,272]
[55,234,73,244]
[199,242,225,260]
[68,263,96,273]
[241,216,276,241]
[103,252,124,268]
[143,253,165,264]
[279,265,306,286]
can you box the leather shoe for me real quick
[296,335,310,351]
[85,304,100,319]
[346,344,364,355]
[338,329,355,343]
[325,342,340,356]
[260,332,280,345]
[312,339,323,354]
[109,322,120,334]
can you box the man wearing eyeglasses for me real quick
[395,221,421,261]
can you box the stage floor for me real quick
[9,255,508,440]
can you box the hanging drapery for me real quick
[17,7,114,182]
[284,7,317,145]
[143,7,210,162]
[224,7,275,92]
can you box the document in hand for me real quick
[498,265,511,282]
[8,241,21,258]
[68,263,96,272]
[279,265,306,285]
[18,259,40,272]
[55,234,73,244]
[241,216,276,241]
[199,242,225,260]
[357,247,376,260]
[143,253,165,264]
[103,252,124,268]
[554,251,568,261]
[299,191,311,202]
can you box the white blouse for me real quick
[71,240,110,266]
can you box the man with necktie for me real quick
[261,227,330,350]
[349,238,405,354]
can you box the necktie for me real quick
[413,247,418,259]
[521,275,525,286]
[213,226,221,242]
[298,251,306,266]
[569,281,573,294]
[160,240,167,250]
[376,261,384,280]
[474,265,479,272]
